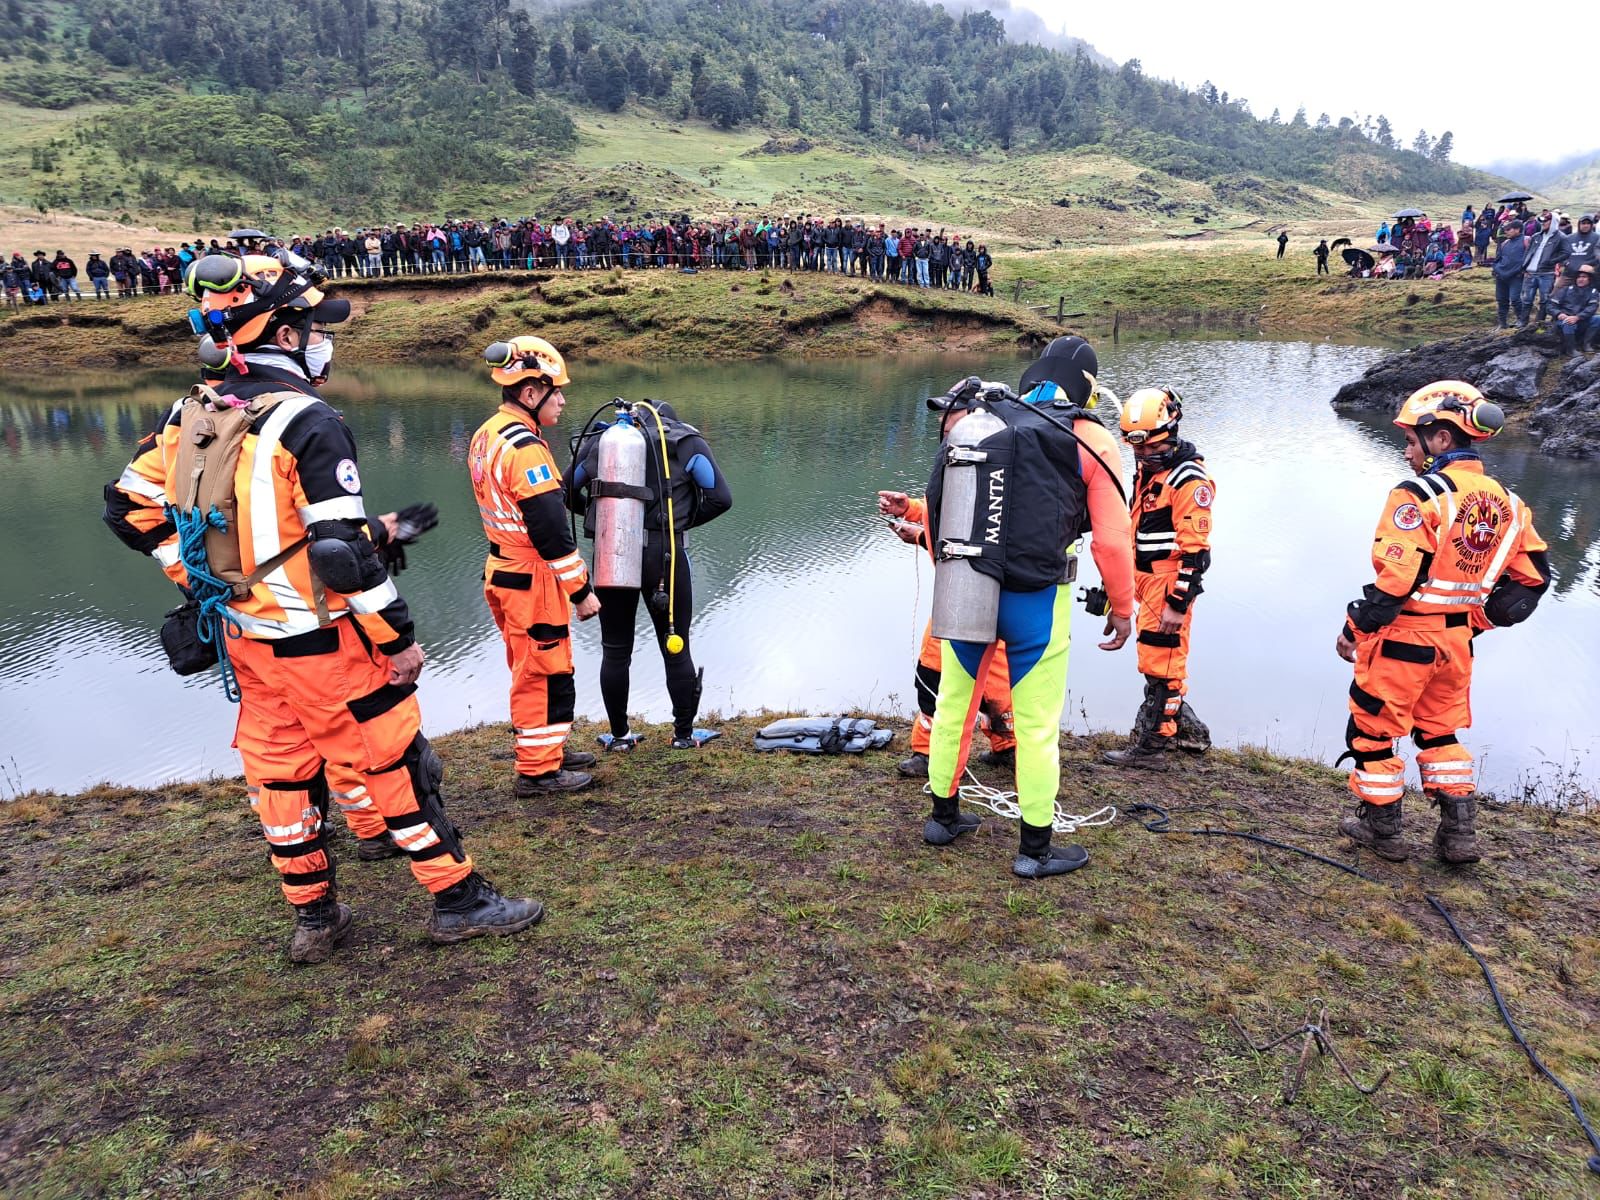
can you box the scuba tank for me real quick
[591,415,648,588]
[930,407,1007,642]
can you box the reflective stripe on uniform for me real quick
[298,495,366,523]
[152,543,181,567]
[232,606,344,639]
[331,785,373,812]
[117,466,166,499]
[347,578,399,614]
[389,821,442,853]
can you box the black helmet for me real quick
[1019,335,1099,406]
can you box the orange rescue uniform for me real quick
[468,403,593,777]
[902,497,1015,756]
[1131,452,1214,736]
[110,364,473,906]
[1341,459,1548,806]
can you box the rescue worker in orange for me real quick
[1336,381,1550,864]
[469,336,602,795]
[1103,386,1214,769]
[103,250,543,964]
[105,337,433,866]
[878,434,1016,779]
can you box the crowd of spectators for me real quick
[1,214,998,310]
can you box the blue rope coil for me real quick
[166,503,244,703]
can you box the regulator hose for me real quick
[1122,802,1600,1176]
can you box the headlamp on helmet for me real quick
[1120,386,1182,446]
[485,335,570,388]
[1394,380,1503,442]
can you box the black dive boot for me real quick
[1173,701,1211,755]
[923,789,980,846]
[977,746,1016,769]
[1430,791,1482,865]
[897,751,930,778]
[1103,678,1172,770]
[289,895,354,965]
[1338,798,1409,862]
[1012,820,1089,879]
[426,872,545,944]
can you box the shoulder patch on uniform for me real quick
[335,458,361,494]
[1191,483,1214,509]
[525,463,554,487]
[1392,501,1423,531]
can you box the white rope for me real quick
[928,771,1118,836]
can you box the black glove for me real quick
[383,502,439,575]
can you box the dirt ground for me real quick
[2,717,1597,1198]
[0,204,196,263]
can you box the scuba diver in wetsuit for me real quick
[568,401,733,749]
[921,336,1135,879]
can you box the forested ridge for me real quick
[0,0,1490,219]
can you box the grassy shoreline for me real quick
[4,716,1598,1198]
[0,243,1498,373]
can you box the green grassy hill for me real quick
[0,0,1506,233]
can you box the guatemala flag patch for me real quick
[525,463,554,487]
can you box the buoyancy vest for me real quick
[752,716,894,754]
[924,397,1091,592]
[578,410,705,537]
[167,384,312,591]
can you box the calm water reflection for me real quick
[2,340,1596,797]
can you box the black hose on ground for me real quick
[1122,802,1600,1177]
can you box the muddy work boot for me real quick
[1339,798,1409,862]
[1173,702,1211,755]
[289,897,354,965]
[514,768,593,797]
[1430,791,1482,865]
[924,790,980,846]
[1012,819,1089,879]
[355,832,403,861]
[562,747,598,770]
[426,872,545,944]
[897,751,930,778]
[977,746,1016,770]
[1103,678,1172,769]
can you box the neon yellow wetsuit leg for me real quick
[927,585,1072,825]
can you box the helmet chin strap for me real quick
[516,380,555,424]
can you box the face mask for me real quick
[302,337,334,380]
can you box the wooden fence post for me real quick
[1012,278,1022,304]
[1056,295,1064,324]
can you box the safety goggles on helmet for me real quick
[183,252,347,349]
[1119,386,1182,445]
[485,336,570,387]
[1394,381,1504,440]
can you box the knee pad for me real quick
[395,734,465,863]
[545,674,576,724]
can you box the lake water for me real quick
[3,339,1597,799]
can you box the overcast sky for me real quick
[1007,0,1585,171]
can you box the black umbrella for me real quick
[1393,207,1426,219]
[1497,191,1533,204]
[1343,248,1375,271]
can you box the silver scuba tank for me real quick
[930,406,1006,643]
[592,417,648,589]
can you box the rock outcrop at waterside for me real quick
[1330,329,1600,459]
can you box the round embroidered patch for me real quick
[1392,501,1423,531]
[335,458,362,494]
[1192,483,1214,509]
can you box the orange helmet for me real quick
[485,336,570,388]
[1119,386,1182,445]
[1394,381,1503,441]
[183,252,348,349]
